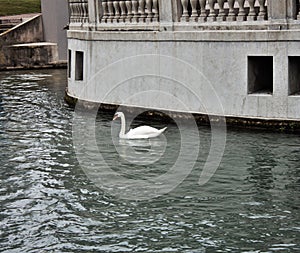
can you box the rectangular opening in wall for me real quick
[75,51,84,81]
[68,49,71,78]
[248,56,273,94]
[288,56,300,95]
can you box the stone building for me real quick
[66,0,300,127]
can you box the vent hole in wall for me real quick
[248,56,273,95]
[75,51,84,81]
[288,56,300,95]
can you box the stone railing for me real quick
[179,0,268,22]
[297,0,300,19]
[67,0,300,30]
[100,0,159,23]
[69,0,89,23]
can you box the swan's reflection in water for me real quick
[114,135,167,166]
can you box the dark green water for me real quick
[0,69,299,252]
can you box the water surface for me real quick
[0,69,299,252]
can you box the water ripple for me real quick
[0,70,299,252]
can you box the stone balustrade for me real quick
[100,0,159,23]
[69,0,89,23]
[67,0,300,29]
[179,0,268,22]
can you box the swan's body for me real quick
[113,112,167,139]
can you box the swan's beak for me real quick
[113,114,118,121]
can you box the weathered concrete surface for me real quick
[41,0,69,61]
[0,15,43,45]
[0,14,43,68]
[7,42,59,69]
[64,91,300,133]
[0,13,38,34]
[66,0,300,126]
[67,29,300,122]
[0,14,66,70]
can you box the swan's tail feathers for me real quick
[160,127,167,133]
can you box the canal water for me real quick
[0,69,299,252]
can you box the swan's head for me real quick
[113,112,122,121]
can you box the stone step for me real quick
[6,42,59,69]
[0,14,37,34]
[0,18,22,24]
[0,24,16,31]
[0,20,22,34]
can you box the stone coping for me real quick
[10,42,57,47]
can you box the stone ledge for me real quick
[67,29,300,42]
[10,42,58,47]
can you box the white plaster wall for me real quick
[67,31,300,120]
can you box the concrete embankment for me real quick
[0,13,66,70]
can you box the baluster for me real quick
[78,1,82,22]
[139,0,147,22]
[101,0,109,22]
[146,0,154,22]
[79,0,83,22]
[199,0,207,22]
[132,0,139,22]
[79,0,85,23]
[71,1,75,22]
[237,0,246,21]
[69,2,72,23]
[190,0,199,22]
[217,0,226,21]
[180,0,189,22]
[207,0,216,22]
[227,0,236,21]
[69,1,75,23]
[113,0,121,23]
[84,0,89,22]
[107,0,114,23]
[73,1,78,22]
[75,2,80,22]
[257,0,266,20]
[119,0,127,22]
[247,0,256,21]
[83,0,88,22]
[72,1,76,22]
[125,0,133,22]
[152,0,159,22]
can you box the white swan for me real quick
[113,112,167,139]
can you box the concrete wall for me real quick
[66,0,300,122]
[0,15,44,68]
[41,0,69,61]
[67,30,300,121]
[7,42,58,68]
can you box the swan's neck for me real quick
[119,113,126,138]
